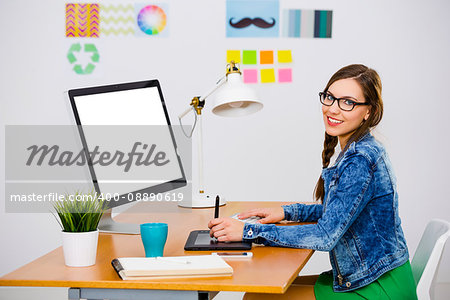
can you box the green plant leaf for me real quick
[52,189,107,232]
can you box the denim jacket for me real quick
[242,133,409,292]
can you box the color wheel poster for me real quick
[135,3,169,37]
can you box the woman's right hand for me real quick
[238,206,285,224]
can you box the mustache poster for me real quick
[226,0,279,37]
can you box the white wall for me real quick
[1,0,449,289]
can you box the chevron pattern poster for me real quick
[100,4,135,36]
[66,3,99,37]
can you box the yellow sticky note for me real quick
[227,50,241,63]
[278,50,292,63]
[260,68,275,83]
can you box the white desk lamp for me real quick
[178,61,263,208]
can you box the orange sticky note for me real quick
[260,50,274,64]
[260,68,275,83]
[227,50,241,63]
[278,50,292,63]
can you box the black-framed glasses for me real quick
[319,92,369,111]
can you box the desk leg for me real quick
[199,291,218,300]
[68,287,201,300]
[68,288,81,300]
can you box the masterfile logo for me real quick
[26,142,170,172]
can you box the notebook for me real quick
[111,255,233,280]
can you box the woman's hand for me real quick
[208,217,245,242]
[238,207,285,224]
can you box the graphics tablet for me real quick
[184,230,252,251]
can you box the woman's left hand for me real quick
[208,217,245,242]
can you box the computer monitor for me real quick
[68,80,187,234]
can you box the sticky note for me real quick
[260,68,275,83]
[243,69,258,83]
[227,50,241,63]
[242,50,257,65]
[278,50,292,63]
[278,68,292,83]
[260,50,274,64]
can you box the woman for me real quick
[208,64,417,299]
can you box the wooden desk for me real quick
[0,201,314,299]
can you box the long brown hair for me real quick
[314,64,383,201]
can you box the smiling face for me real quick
[322,78,371,148]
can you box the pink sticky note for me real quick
[278,68,292,83]
[243,69,258,83]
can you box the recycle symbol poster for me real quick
[67,43,100,75]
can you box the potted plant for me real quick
[53,190,107,267]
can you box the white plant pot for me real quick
[62,229,99,267]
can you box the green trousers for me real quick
[314,261,418,299]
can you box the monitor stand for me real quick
[98,210,140,234]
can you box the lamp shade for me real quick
[212,72,263,117]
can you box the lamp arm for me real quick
[198,75,227,102]
[178,106,193,119]
[178,75,226,121]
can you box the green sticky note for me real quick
[227,50,241,63]
[278,50,292,63]
[260,68,276,83]
[242,50,257,65]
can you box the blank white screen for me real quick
[73,86,182,197]
[74,87,167,125]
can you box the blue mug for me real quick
[140,223,168,257]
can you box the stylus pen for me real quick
[214,195,220,218]
[212,252,253,258]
